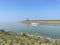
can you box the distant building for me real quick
[26,17,29,21]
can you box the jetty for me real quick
[21,20,60,24]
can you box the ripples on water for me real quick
[0,22,60,39]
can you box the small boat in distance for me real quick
[31,23,39,26]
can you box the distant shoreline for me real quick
[21,20,60,24]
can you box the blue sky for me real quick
[0,0,60,22]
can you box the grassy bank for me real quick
[21,20,60,24]
[0,29,60,45]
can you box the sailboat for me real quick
[31,22,39,26]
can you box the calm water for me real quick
[0,22,60,39]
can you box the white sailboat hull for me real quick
[31,23,39,26]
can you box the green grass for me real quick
[21,20,60,24]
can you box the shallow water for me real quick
[0,22,60,39]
